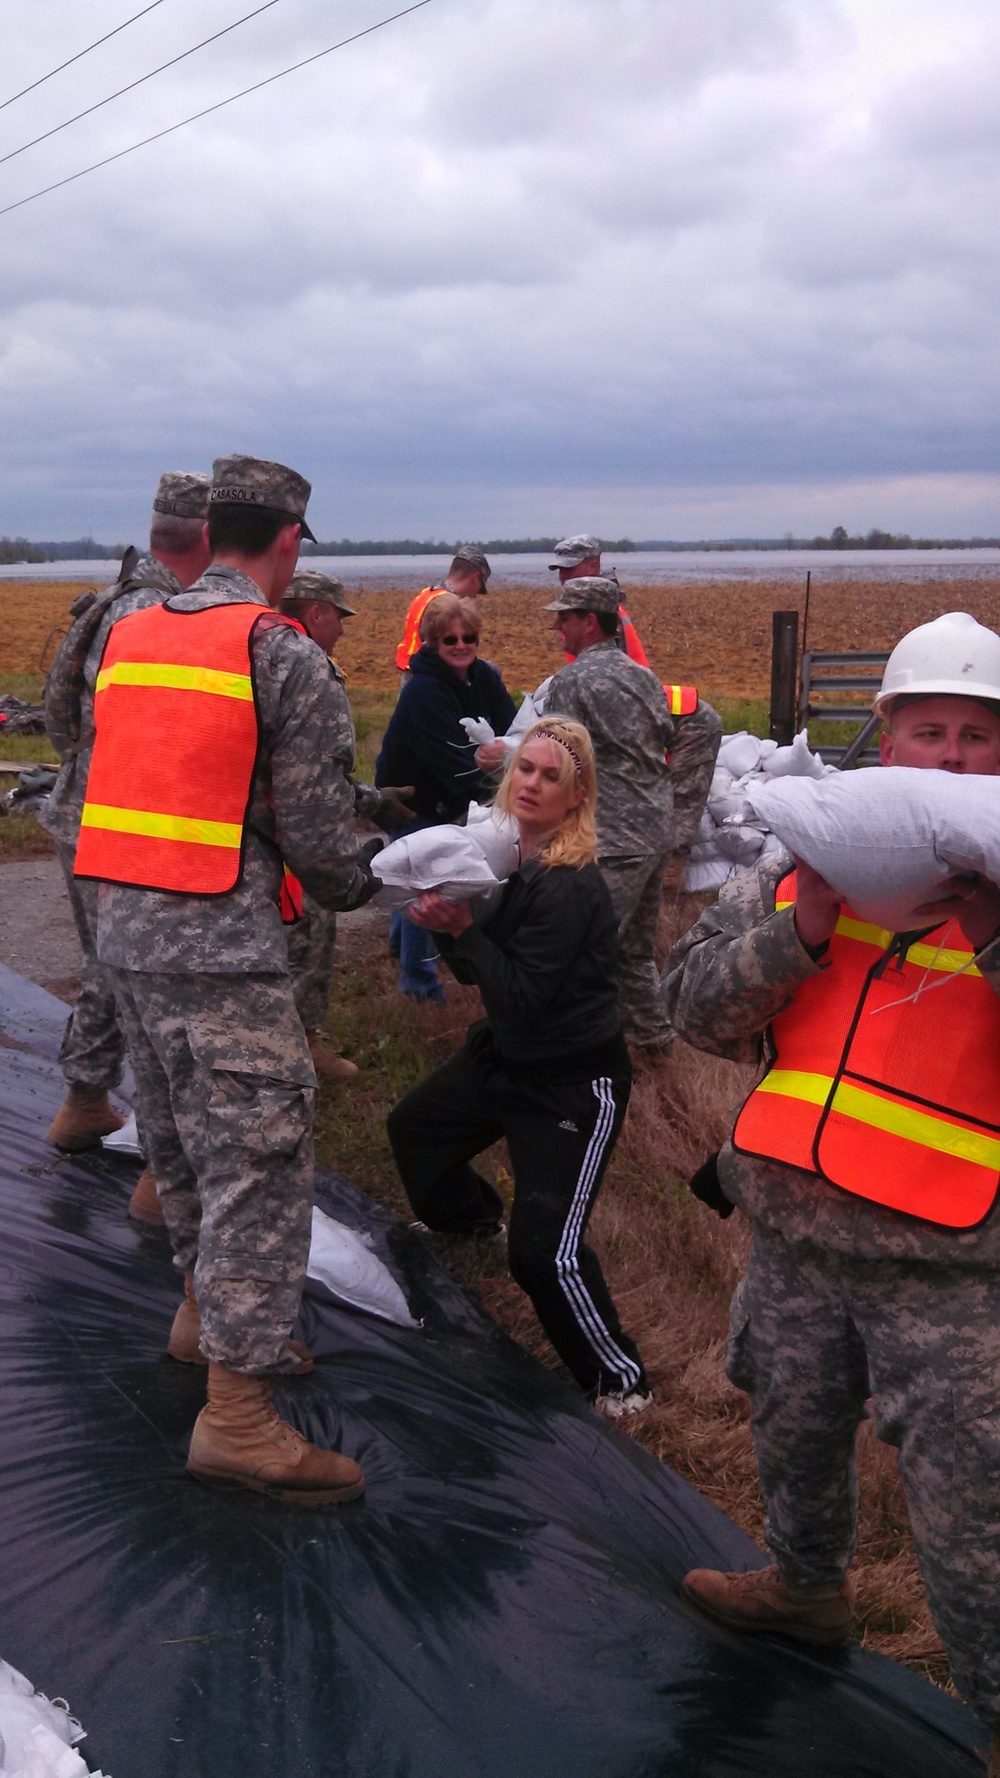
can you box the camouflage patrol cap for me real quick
[549,533,601,570]
[451,544,491,584]
[152,470,211,519]
[284,570,357,617]
[210,453,317,542]
[543,575,621,616]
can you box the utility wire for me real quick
[0,0,286,169]
[0,1,166,115]
[0,1,433,220]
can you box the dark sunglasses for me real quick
[440,632,478,645]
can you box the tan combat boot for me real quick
[680,1565,853,1648]
[46,1086,125,1152]
[167,1273,313,1373]
[127,1168,165,1226]
[187,1363,365,1505]
[308,1034,359,1081]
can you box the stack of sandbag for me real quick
[0,1657,109,1777]
[371,802,520,906]
[746,765,1000,931]
[684,730,835,892]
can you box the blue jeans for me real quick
[398,911,444,1002]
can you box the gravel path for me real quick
[0,855,387,1001]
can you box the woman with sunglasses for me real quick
[387,719,651,1417]
[376,593,515,1001]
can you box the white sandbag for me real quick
[716,732,762,778]
[745,767,1000,930]
[684,857,737,892]
[505,677,553,739]
[714,823,767,866]
[307,1207,421,1329]
[761,728,830,779]
[101,1110,142,1157]
[0,1659,109,1778]
[372,815,519,906]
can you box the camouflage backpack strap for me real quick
[43,546,142,759]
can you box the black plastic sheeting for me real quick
[0,967,989,1777]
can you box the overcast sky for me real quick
[2,0,999,541]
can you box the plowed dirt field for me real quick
[4,574,1000,698]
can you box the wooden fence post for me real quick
[769,610,799,745]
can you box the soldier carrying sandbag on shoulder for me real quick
[663,611,1000,1771]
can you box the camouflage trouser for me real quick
[727,1228,1000,1725]
[285,895,337,1033]
[600,850,673,1048]
[108,967,316,1376]
[53,836,126,1093]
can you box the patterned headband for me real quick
[536,727,585,780]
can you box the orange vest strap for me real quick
[732,869,1000,1228]
[278,867,304,924]
[395,587,445,670]
[664,683,698,716]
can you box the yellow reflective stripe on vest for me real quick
[756,1067,1000,1169]
[79,803,243,849]
[95,661,254,701]
[774,900,980,977]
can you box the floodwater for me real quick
[3,546,1000,588]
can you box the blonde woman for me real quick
[387,719,651,1416]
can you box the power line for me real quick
[0,1,434,221]
[0,0,286,169]
[0,2,166,115]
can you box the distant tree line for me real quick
[3,526,998,565]
[300,536,639,557]
[0,536,128,563]
[637,528,1000,551]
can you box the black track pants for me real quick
[388,1039,647,1396]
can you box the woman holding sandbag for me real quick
[387,718,651,1417]
[376,593,515,1002]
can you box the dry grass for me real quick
[7,572,1000,700]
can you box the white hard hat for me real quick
[874,611,1000,715]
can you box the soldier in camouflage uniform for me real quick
[278,571,415,1080]
[662,661,1000,1761]
[544,577,720,1052]
[84,456,376,1505]
[41,472,212,1218]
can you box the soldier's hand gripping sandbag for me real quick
[745,767,1000,932]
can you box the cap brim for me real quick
[335,602,358,617]
[542,597,576,612]
[298,517,317,544]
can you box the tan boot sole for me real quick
[679,1578,851,1647]
[186,1460,365,1506]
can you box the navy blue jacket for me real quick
[376,646,516,825]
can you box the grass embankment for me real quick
[0,573,981,1686]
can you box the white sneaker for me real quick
[594,1388,653,1420]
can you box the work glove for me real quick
[372,786,417,832]
[344,834,386,910]
[688,1152,734,1220]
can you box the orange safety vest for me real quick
[732,869,1000,1229]
[664,683,698,716]
[395,586,446,670]
[75,600,294,896]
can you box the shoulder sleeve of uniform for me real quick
[670,699,723,852]
[660,851,822,1061]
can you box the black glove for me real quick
[688,1152,734,1219]
[344,834,385,910]
[373,786,417,832]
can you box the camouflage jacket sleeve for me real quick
[670,698,723,851]
[252,627,369,912]
[660,850,823,1062]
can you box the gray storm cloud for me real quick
[1,0,998,538]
